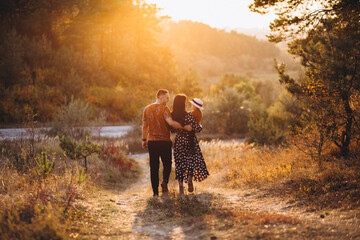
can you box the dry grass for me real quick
[201,140,360,209]
[201,140,306,187]
[0,137,140,240]
[0,166,83,239]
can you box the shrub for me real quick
[100,143,134,170]
[202,88,252,135]
[59,136,101,172]
[0,140,29,171]
[77,167,89,185]
[34,152,55,179]
[48,97,105,140]
[0,203,65,240]
[0,166,86,240]
[247,112,285,145]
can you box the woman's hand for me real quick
[183,125,192,131]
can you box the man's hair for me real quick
[156,89,169,98]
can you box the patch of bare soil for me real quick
[73,156,360,240]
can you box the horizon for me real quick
[145,0,275,38]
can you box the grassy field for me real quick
[1,136,359,239]
[201,140,360,210]
[0,137,140,239]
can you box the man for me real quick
[142,89,192,197]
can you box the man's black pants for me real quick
[147,141,172,195]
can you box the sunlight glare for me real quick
[145,0,276,30]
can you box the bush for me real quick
[100,143,134,170]
[48,97,105,140]
[59,136,101,172]
[248,112,285,145]
[202,88,252,135]
[0,203,65,240]
[0,166,86,240]
[34,152,55,179]
[0,140,30,171]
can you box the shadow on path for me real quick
[132,192,220,239]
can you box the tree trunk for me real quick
[340,97,353,157]
[84,156,87,173]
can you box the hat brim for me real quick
[190,100,204,110]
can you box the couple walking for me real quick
[142,89,209,196]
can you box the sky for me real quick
[144,0,276,36]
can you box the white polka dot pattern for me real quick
[172,112,209,182]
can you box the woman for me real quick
[171,94,209,195]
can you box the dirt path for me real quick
[75,155,360,240]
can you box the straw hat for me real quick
[190,98,204,110]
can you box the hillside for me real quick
[159,20,295,81]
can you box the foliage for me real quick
[0,165,85,240]
[34,152,55,179]
[0,0,292,125]
[251,0,360,156]
[203,73,284,137]
[177,68,203,99]
[0,0,178,123]
[100,143,134,171]
[289,124,333,168]
[203,72,287,138]
[49,97,104,140]
[0,32,66,123]
[247,90,301,145]
[59,135,101,172]
[274,18,360,157]
[77,167,89,185]
[202,140,360,209]
[203,88,253,135]
[0,203,66,240]
[59,135,77,160]
[248,111,285,145]
[160,20,285,79]
[0,140,27,171]
[75,141,101,172]
[0,127,140,239]
[250,0,359,43]
[214,74,250,93]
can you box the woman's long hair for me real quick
[171,94,187,126]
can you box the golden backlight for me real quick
[144,0,276,31]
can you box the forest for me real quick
[0,0,292,125]
[0,0,360,239]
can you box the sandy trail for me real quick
[76,154,360,240]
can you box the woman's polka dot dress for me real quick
[172,112,209,182]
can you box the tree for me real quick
[203,87,255,135]
[251,0,360,156]
[250,0,359,43]
[178,68,203,99]
[59,135,100,173]
[215,74,249,93]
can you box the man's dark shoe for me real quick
[161,182,169,193]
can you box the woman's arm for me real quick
[169,125,179,133]
[188,113,202,133]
